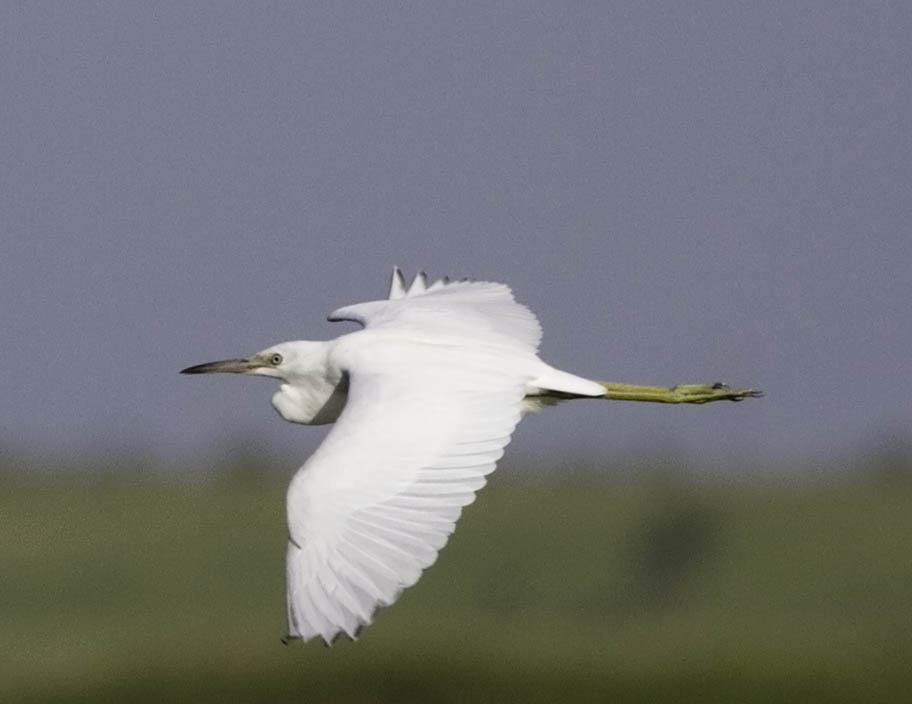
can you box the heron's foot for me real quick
[599,381,763,404]
[671,382,764,404]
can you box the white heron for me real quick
[181,268,759,644]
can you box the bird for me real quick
[181,268,760,644]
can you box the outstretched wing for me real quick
[285,340,532,643]
[330,268,542,353]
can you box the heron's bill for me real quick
[180,358,256,374]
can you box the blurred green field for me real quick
[2,465,911,703]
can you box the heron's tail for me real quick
[529,367,605,397]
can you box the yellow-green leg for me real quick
[599,381,762,404]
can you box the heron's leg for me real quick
[599,381,762,404]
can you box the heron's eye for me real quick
[269,353,283,366]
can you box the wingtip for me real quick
[407,271,428,295]
[392,269,472,297]
[389,266,407,299]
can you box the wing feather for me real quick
[329,272,542,353]
[387,267,407,299]
[284,343,531,643]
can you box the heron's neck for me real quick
[271,343,347,425]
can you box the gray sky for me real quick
[1,3,909,474]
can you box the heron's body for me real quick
[182,268,759,644]
[268,331,604,426]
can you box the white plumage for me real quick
[285,347,528,642]
[281,271,601,642]
[181,268,758,643]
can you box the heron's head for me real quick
[180,341,326,382]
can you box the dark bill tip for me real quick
[180,358,253,375]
